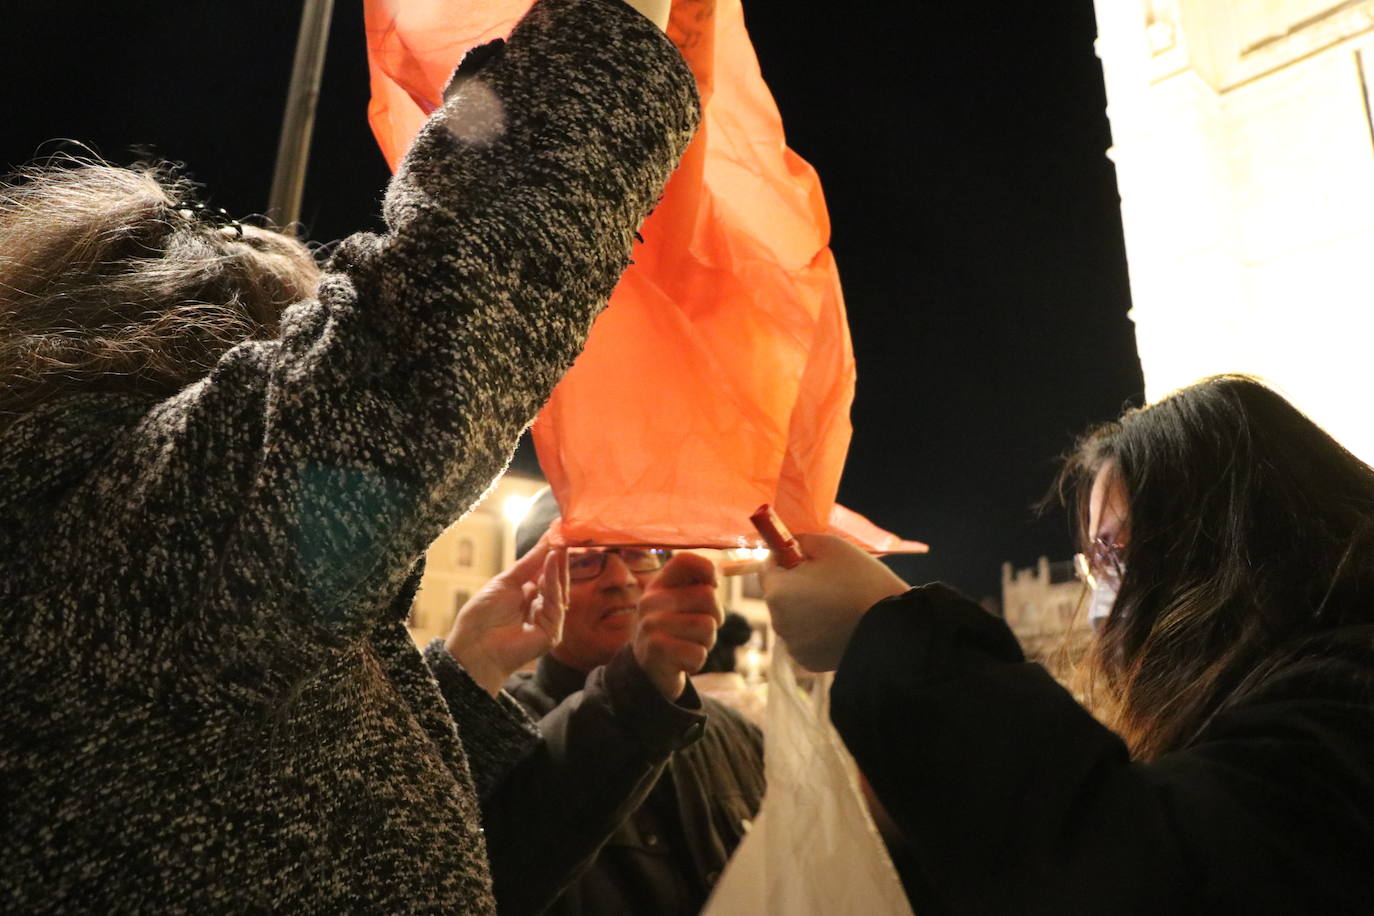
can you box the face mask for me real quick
[1087,576,1119,633]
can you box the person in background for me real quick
[496,488,765,916]
[692,611,767,728]
[0,0,699,910]
[761,375,1374,914]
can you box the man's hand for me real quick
[633,552,722,700]
[446,535,569,696]
[761,533,909,672]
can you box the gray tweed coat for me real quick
[0,0,698,911]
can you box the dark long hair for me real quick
[1057,375,1374,759]
[0,159,320,430]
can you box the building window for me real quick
[457,538,475,568]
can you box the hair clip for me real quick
[171,200,244,238]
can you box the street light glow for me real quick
[503,494,534,526]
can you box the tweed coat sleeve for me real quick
[80,0,698,697]
[421,637,542,796]
[0,2,698,911]
[224,0,697,624]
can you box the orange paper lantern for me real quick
[365,0,922,553]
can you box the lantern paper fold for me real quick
[365,0,921,553]
[828,504,929,555]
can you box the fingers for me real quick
[634,599,719,688]
[791,531,838,553]
[528,594,563,645]
[534,548,567,641]
[552,546,569,606]
[790,532,857,562]
[651,551,718,589]
[762,533,887,588]
[520,580,538,610]
[635,624,714,677]
[762,532,832,583]
[634,555,720,698]
[757,532,910,672]
[642,553,722,626]
[636,607,719,649]
[501,532,555,585]
[639,638,709,679]
[640,583,723,627]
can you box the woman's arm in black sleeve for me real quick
[829,585,1374,914]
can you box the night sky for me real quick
[3,1,1143,601]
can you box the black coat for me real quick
[505,649,766,916]
[831,584,1374,915]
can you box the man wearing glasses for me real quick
[494,488,764,916]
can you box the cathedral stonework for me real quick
[1094,0,1374,462]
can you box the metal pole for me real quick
[268,0,336,230]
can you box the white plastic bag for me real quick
[703,645,914,915]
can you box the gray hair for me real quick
[0,158,320,428]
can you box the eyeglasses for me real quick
[1073,536,1125,590]
[567,547,672,582]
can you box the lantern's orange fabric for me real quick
[365,0,532,167]
[366,0,918,552]
[829,505,929,555]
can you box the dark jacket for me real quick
[830,583,1374,915]
[506,649,766,916]
[0,0,699,911]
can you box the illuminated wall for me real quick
[1092,0,1374,461]
[410,472,548,648]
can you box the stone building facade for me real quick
[407,472,549,647]
[1002,557,1092,675]
[1091,0,1374,461]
